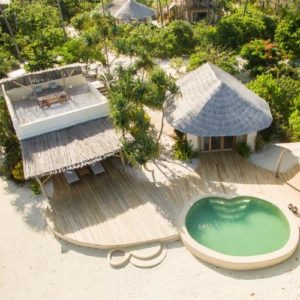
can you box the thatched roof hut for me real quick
[166,62,272,137]
[112,0,155,21]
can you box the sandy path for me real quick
[1,176,300,300]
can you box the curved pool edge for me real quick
[179,193,299,271]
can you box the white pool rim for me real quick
[179,193,299,270]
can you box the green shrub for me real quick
[30,180,41,195]
[240,39,282,76]
[172,129,193,161]
[255,134,265,152]
[235,141,251,158]
[12,161,25,183]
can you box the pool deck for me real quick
[46,152,300,249]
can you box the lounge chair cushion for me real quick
[34,85,43,94]
[49,82,58,89]
[90,161,105,175]
[63,170,80,184]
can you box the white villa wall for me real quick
[17,102,108,140]
[187,134,198,150]
[188,133,257,152]
[246,132,257,152]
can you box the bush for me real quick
[12,161,25,183]
[161,21,195,57]
[188,45,237,74]
[255,134,265,152]
[235,141,251,158]
[30,180,41,195]
[172,130,193,161]
[240,39,282,76]
[275,11,300,57]
[216,9,275,49]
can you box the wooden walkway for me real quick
[47,152,300,249]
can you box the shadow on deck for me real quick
[47,152,300,249]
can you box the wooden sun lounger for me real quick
[90,161,105,175]
[63,170,80,184]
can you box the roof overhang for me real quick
[20,117,121,179]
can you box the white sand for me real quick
[1,176,300,300]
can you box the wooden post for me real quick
[35,176,48,198]
[275,149,286,178]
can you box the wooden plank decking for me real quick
[47,152,300,249]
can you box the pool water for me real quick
[185,196,290,256]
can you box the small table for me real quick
[77,166,90,177]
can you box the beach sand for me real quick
[1,175,300,300]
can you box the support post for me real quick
[35,176,48,198]
[275,149,286,178]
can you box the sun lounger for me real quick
[63,170,80,184]
[90,161,105,175]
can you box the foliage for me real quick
[255,133,265,152]
[58,37,105,65]
[275,10,300,57]
[4,0,66,71]
[30,179,41,195]
[289,95,300,141]
[115,21,195,59]
[216,9,276,48]
[172,130,193,161]
[0,97,22,178]
[188,45,237,74]
[109,65,178,166]
[161,21,195,57]
[247,74,300,139]
[240,39,282,76]
[193,22,217,48]
[0,47,18,78]
[11,161,25,183]
[235,141,251,158]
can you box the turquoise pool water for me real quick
[185,196,290,256]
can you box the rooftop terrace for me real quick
[12,83,106,125]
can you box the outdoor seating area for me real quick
[46,152,300,249]
[35,83,68,107]
[63,162,106,184]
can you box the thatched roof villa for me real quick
[0,64,121,181]
[111,0,155,22]
[166,62,273,152]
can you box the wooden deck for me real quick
[46,152,300,249]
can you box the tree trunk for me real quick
[157,108,165,143]
[157,0,164,27]
[184,0,191,23]
[56,0,67,40]
[100,0,111,75]
[0,5,23,62]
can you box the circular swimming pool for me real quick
[179,195,299,270]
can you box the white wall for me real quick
[246,132,257,152]
[17,102,109,140]
[187,134,198,150]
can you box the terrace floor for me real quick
[13,84,105,125]
[46,152,300,249]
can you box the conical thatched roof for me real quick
[112,0,155,21]
[166,62,272,137]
